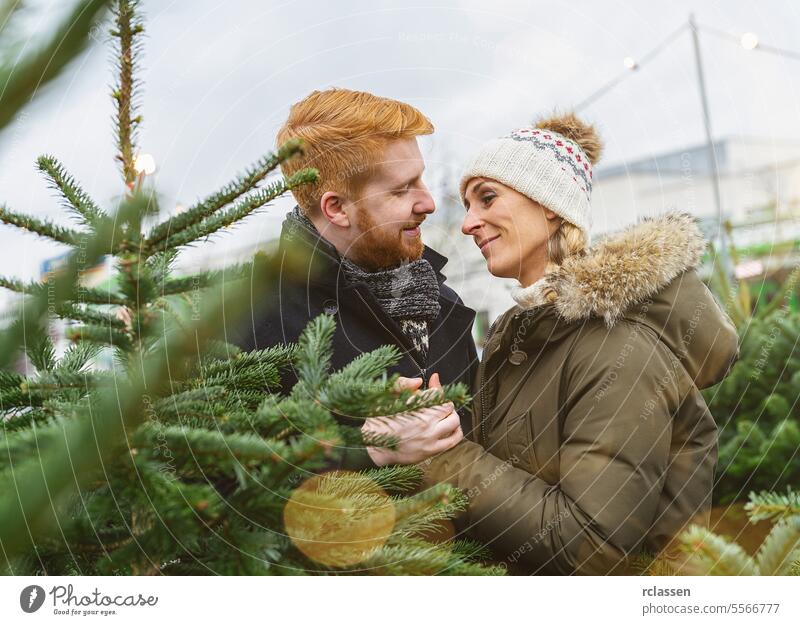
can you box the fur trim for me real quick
[515,212,707,326]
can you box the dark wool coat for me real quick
[420,213,740,575]
[229,210,479,467]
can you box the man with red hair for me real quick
[233,88,477,469]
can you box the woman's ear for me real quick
[544,208,559,221]
[320,191,351,228]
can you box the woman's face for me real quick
[461,177,559,286]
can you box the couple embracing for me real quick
[234,88,739,575]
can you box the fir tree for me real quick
[0,0,501,576]
[638,489,800,576]
[703,265,800,504]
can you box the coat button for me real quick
[508,350,527,365]
[322,299,338,315]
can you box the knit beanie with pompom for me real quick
[459,112,603,238]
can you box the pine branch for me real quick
[73,287,129,307]
[145,248,178,286]
[328,345,401,384]
[755,515,800,575]
[24,371,112,392]
[745,488,800,522]
[111,0,144,187]
[291,313,335,397]
[679,525,757,575]
[56,343,102,374]
[0,277,129,310]
[323,378,469,421]
[0,203,83,245]
[56,303,127,329]
[133,423,289,470]
[36,155,106,226]
[153,169,318,252]
[360,430,401,450]
[0,0,112,132]
[65,323,132,350]
[145,138,306,248]
[0,275,30,294]
[357,540,504,576]
[392,483,468,539]
[357,465,423,493]
[153,386,226,419]
[24,332,56,372]
[225,396,333,439]
[0,370,24,393]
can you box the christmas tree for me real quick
[703,248,800,504]
[0,0,501,576]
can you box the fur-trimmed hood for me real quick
[511,212,707,325]
[506,212,739,389]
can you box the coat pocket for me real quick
[503,410,540,475]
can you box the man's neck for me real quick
[307,212,350,259]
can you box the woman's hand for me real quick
[361,373,463,466]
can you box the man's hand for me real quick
[361,373,463,466]
[115,306,133,331]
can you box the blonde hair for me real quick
[542,220,588,303]
[535,110,600,303]
[276,88,434,214]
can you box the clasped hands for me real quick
[361,372,463,467]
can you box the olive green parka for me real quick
[421,213,739,575]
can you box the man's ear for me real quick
[320,191,351,228]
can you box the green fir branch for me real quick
[0,0,112,132]
[65,323,133,350]
[745,488,800,523]
[754,515,800,575]
[145,138,306,248]
[111,0,144,187]
[36,155,106,226]
[153,169,318,252]
[56,303,127,329]
[291,313,336,397]
[0,203,83,245]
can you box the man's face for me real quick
[345,138,435,270]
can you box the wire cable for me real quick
[574,22,688,112]
[697,22,800,62]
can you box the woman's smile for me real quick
[478,234,499,255]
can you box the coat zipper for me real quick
[478,317,501,446]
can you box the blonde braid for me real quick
[542,220,587,303]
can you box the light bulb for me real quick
[134,153,156,175]
[740,32,759,50]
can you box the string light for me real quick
[740,32,759,50]
[698,22,800,61]
[134,153,156,175]
[574,23,687,111]
[575,20,800,112]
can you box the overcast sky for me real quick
[1,0,799,299]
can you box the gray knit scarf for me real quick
[284,207,441,362]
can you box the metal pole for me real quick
[689,13,732,275]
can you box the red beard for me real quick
[346,209,424,271]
